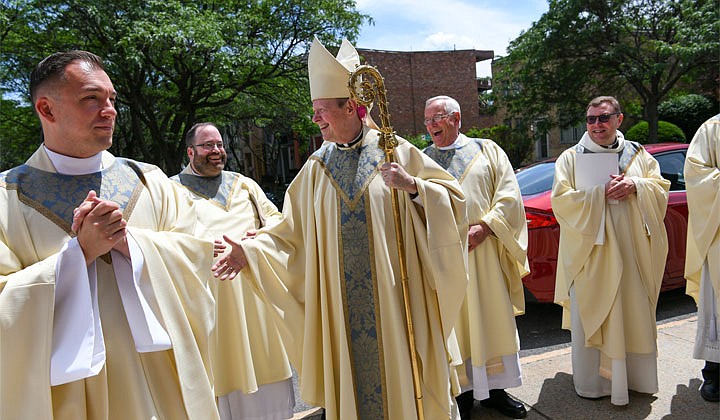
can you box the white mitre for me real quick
[308,36,360,100]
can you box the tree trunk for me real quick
[645,96,659,143]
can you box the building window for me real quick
[535,132,549,159]
[560,122,585,144]
[286,147,296,170]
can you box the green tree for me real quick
[625,120,686,144]
[404,133,430,150]
[497,0,719,144]
[658,93,716,140]
[466,125,533,168]
[1,0,369,172]
[0,98,38,169]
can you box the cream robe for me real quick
[239,127,469,420]
[0,148,217,420]
[684,114,720,362]
[424,136,528,395]
[172,168,293,395]
[684,115,720,307]
[552,134,669,375]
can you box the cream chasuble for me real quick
[424,136,529,398]
[239,127,469,420]
[552,134,669,404]
[0,147,218,420]
[684,114,720,362]
[684,115,720,308]
[172,168,293,395]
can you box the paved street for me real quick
[476,313,717,419]
[290,289,719,419]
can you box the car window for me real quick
[516,162,555,196]
[654,151,686,191]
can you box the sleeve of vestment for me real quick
[244,177,283,227]
[684,118,720,303]
[478,140,529,313]
[123,168,218,419]
[0,188,59,419]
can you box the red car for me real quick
[516,143,689,302]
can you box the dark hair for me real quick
[29,50,105,104]
[185,122,220,147]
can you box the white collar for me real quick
[578,131,626,153]
[436,133,468,150]
[44,145,103,175]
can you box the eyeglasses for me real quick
[192,142,225,151]
[586,113,620,124]
[423,113,452,125]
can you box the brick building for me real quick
[230,47,497,205]
[357,48,494,138]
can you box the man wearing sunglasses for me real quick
[422,95,529,419]
[551,96,670,406]
[171,122,295,420]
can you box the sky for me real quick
[355,0,549,77]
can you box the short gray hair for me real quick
[425,95,461,114]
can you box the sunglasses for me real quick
[586,112,620,124]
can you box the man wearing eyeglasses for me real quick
[551,96,670,405]
[422,96,529,419]
[171,122,295,420]
[211,37,469,420]
[684,114,720,403]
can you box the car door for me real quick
[654,148,689,290]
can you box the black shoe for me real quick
[701,361,720,402]
[701,380,719,402]
[456,390,474,420]
[480,389,527,419]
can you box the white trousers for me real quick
[217,378,295,420]
[569,286,658,406]
[693,260,720,363]
[460,353,523,401]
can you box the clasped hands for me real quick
[605,174,636,201]
[71,190,129,265]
